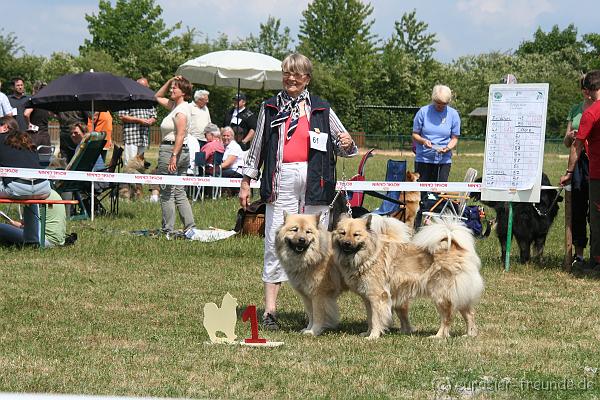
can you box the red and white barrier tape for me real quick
[0,167,560,192]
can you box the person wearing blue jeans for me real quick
[0,117,51,244]
[0,190,66,247]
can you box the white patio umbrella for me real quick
[176,50,283,91]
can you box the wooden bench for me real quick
[0,198,79,248]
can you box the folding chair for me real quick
[95,145,124,215]
[53,132,106,220]
[421,167,478,224]
[371,159,408,219]
[36,145,55,168]
[211,151,224,200]
[193,151,207,202]
[341,149,407,218]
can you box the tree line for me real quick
[1,0,598,138]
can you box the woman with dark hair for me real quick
[154,76,196,235]
[0,115,20,134]
[0,125,51,245]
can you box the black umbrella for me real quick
[25,71,157,113]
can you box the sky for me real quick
[2,0,598,63]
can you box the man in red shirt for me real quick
[561,70,600,273]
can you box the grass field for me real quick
[1,148,599,399]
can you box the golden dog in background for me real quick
[401,170,421,229]
[332,215,483,339]
[119,154,146,200]
[275,212,347,336]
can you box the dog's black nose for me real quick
[298,237,306,244]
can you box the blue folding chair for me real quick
[371,159,407,217]
[212,151,224,199]
[193,151,207,201]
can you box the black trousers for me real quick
[414,161,452,201]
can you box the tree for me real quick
[81,0,183,83]
[444,51,580,137]
[240,16,293,60]
[515,24,585,69]
[391,10,437,63]
[0,30,23,84]
[583,33,600,70]
[516,24,582,55]
[297,0,378,130]
[298,0,377,65]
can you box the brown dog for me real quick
[400,170,421,229]
[275,212,347,336]
[332,215,484,339]
[119,154,146,200]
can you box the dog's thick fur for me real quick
[119,155,146,200]
[275,212,347,335]
[479,173,562,263]
[400,170,421,229]
[332,215,483,339]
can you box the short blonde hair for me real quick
[431,85,452,104]
[282,53,313,76]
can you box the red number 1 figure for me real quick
[242,305,267,343]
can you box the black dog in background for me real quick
[476,173,562,263]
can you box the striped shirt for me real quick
[243,95,357,180]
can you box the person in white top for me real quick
[154,76,196,234]
[188,89,211,146]
[0,82,13,118]
[221,126,244,178]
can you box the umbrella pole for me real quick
[236,78,240,122]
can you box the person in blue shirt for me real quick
[412,84,461,188]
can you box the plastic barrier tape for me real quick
[0,167,559,192]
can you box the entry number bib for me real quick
[309,131,328,152]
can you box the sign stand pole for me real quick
[504,202,513,272]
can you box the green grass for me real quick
[1,148,599,399]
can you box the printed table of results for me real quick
[484,86,547,190]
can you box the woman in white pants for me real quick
[239,53,357,330]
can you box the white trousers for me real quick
[263,162,330,283]
[124,144,146,165]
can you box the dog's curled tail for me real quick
[364,214,412,243]
[412,218,476,255]
[414,218,484,309]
